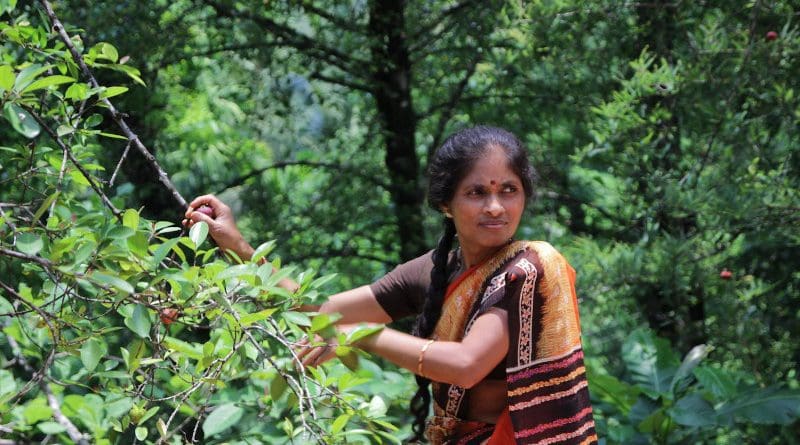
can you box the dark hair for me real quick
[409,126,535,440]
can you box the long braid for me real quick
[409,218,456,441]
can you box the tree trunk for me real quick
[368,0,426,262]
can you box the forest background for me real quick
[1,0,799,444]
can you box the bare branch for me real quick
[39,0,187,210]
[108,140,132,186]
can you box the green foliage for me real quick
[590,328,800,444]
[3,1,799,444]
[0,5,409,444]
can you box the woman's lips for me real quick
[480,220,507,229]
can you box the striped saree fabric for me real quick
[426,241,597,445]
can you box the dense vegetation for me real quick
[1,1,798,444]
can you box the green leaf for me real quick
[23,400,53,423]
[123,209,139,229]
[80,338,104,372]
[32,191,59,222]
[13,64,50,92]
[345,324,383,345]
[715,386,800,425]
[337,348,359,371]
[189,221,208,248]
[106,63,146,86]
[92,271,134,294]
[37,422,67,434]
[65,82,90,101]
[4,102,40,138]
[107,225,135,240]
[0,65,13,92]
[99,86,128,99]
[16,232,43,255]
[100,42,119,62]
[331,414,350,434]
[309,273,338,289]
[269,374,288,400]
[586,369,640,414]
[22,75,75,93]
[694,366,737,399]
[151,237,180,267]
[282,311,311,327]
[669,393,716,427]
[366,395,388,418]
[670,344,709,394]
[622,327,679,399]
[84,113,103,128]
[250,240,276,264]
[125,305,151,338]
[135,426,147,441]
[163,336,202,360]
[202,403,244,438]
[239,308,278,326]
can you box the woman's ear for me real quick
[441,206,453,218]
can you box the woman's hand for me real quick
[183,194,254,260]
[294,334,338,368]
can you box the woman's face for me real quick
[444,145,526,266]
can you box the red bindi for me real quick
[490,180,496,185]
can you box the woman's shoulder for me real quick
[508,240,574,278]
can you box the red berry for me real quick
[766,31,778,41]
[719,269,732,280]
[195,205,215,218]
[160,308,179,325]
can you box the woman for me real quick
[183,126,596,444]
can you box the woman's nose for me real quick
[484,194,504,216]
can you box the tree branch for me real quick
[427,55,482,158]
[24,105,121,218]
[203,0,367,76]
[408,0,482,53]
[218,160,388,193]
[309,71,372,93]
[39,0,187,211]
[298,0,366,35]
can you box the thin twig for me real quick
[108,140,132,186]
[39,0,187,210]
[23,106,121,217]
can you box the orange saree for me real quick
[424,241,597,445]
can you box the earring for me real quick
[444,211,453,218]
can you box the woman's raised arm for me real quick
[183,195,392,323]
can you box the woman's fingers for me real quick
[293,335,337,368]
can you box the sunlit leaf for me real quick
[3,102,40,138]
[189,221,208,248]
[22,75,75,93]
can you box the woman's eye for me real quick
[466,189,484,196]
[502,185,518,193]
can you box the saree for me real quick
[425,241,597,445]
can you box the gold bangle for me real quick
[417,339,435,377]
